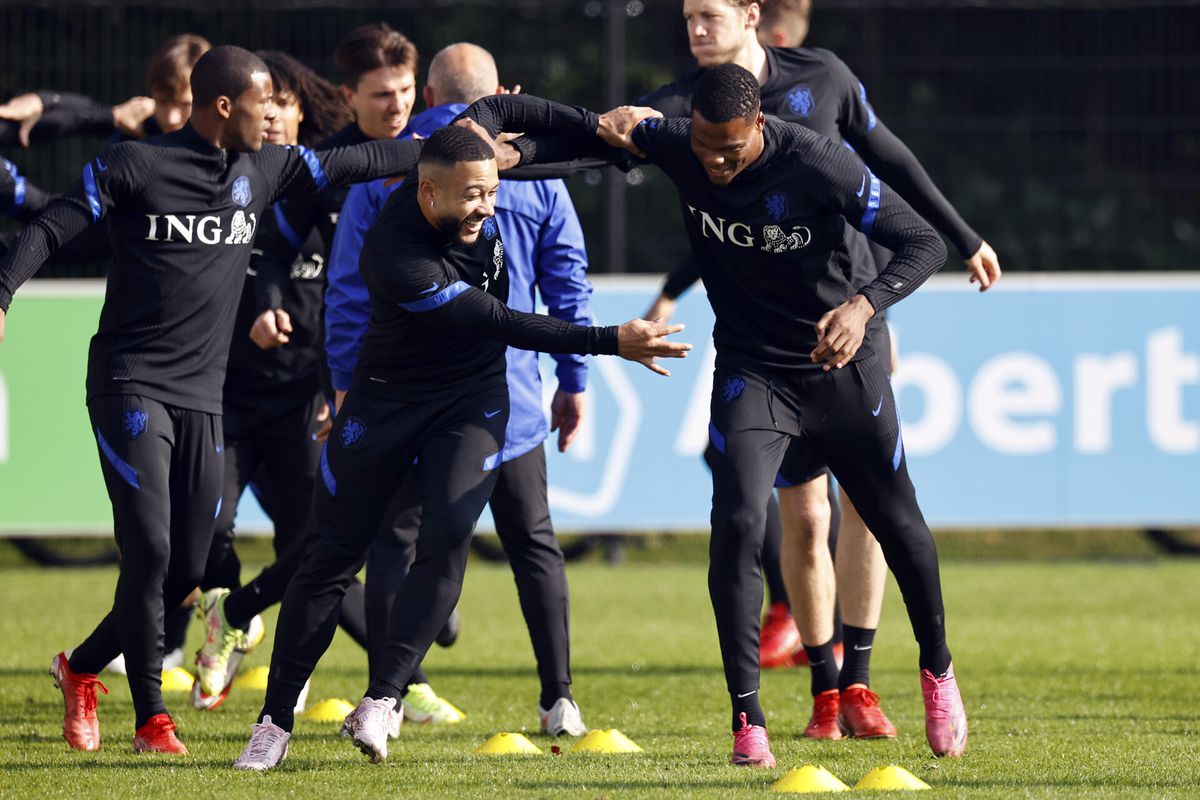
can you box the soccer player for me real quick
[325,42,595,735]
[231,122,690,771]
[190,24,444,711]
[0,45,434,755]
[640,0,1000,739]
[457,69,969,764]
[0,33,210,146]
[187,49,355,714]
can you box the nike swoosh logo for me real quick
[484,409,502,418]
[215,444,224,454]
[809,660,825,667]
[855,173,866,197]
[736,690,757,699]
[419,282,439,295]
[852,644,873,651]
[871,395,884,416]
[95,159,108,172]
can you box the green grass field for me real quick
[1,552,1198,798]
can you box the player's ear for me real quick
[417,175,437,209]
[215,95,233,120]
[756,111,766,131]
[746,2,761,28]
[423,85,436,108]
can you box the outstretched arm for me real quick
[263,138,424,204]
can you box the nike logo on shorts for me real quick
[871,395,884,416]
[485,409,502,418]
[853,644,873,651]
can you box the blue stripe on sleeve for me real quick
[859,174,881,236]
[296,145,329,191]
[320,444,336,496]
[399,280,470,312]
[82,163,102,221]
[708,421,726,455]
[11,176,25,212]
[95,427,140,489]
[273,203,304,250]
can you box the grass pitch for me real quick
[0,551,1198,798]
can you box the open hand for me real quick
[0,92,44,147]
[454,117,521,170]
[616,318,691,376]
[111,96,155,139]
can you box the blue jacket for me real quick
[326,103,593,463]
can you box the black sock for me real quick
[221,585,256,633]
[804,639,839,696]
[540,682,572,710]
[731,689,766,731]
[919,638,952,677]
[838,625,875,690]
[259,704,294,733]
[366,681,405,701]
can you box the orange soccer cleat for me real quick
[133,713,188,755]
[49,651,108,751]
[803,688,844,740]
[838,684,897,739]
[759,603,801,669]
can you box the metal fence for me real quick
[2,0,1198,277]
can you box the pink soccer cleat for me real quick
[730,711,776,768]
[921,663,968,757]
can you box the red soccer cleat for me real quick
[921,663,968,757]
[133,713,188,755]
[49,651,108,751]
[838,684,897,739]
[730,712,776,768]
[759,603,801,669]
[803,689,844,740]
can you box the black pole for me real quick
[602,0,627,273]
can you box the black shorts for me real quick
[773,322,894,488]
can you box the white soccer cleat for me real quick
[341,696,396,763]
[233,715,290,771]
[539,698,588,737]
[388,705,403,740]
[162,647,185,671]
[294,677,311,714]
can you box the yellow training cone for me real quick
[771,765,850,793]
[854,765,932,791]
[476,732,543,755]
[300,698,357,723]
[571,729,643,754]
[233,665,270,690]
[160,667,195,693]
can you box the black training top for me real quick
[223,217,326,415]
[0,123,422,413]
[466,94,946,373]
[250,122,371,282]
[355,178,619,402]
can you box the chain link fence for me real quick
[1,0,1197,276]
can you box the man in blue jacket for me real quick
[327,42,592,736]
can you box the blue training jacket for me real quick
[326,103,593,463]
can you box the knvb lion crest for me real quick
[787,86,814,117]
[231,175,252,208]
[722,376,747,404]
[482,217,498,240]
[340,416,367,447]
[764,191,788,221]
[122,408,148,439]
[761,224,812,254]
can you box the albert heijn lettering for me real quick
[685,204,811,254]
[144,210,257,245]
